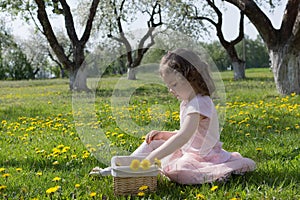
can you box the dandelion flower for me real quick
[75,184,80,188]
[210,185,218,192]
[16,168,22,172]
[36,172,43,176]
[140,159,151,170]
[46,186,60,194]
[89,192,97,197]
[154,158,161,168]
[0,185,7,191]
[0,168,5,173]
[52,161,59,165]
[137,192,145,197]
[196,193,205,199]
[52,177,61,182]
[255,147,263,151]
[2,173,10,178]
[130,159,140,171]
[139,185,149,191]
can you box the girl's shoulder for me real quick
[191,94,213,106]
[182,95,214,117]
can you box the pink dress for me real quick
[159,95,256,184]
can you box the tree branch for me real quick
[34,0,72,69]
[231,11,244,46]
[224,0,279,48]
[80,0,100,45]
[108,0,132,66]
[59,0,79,44]
[280,0,300,43]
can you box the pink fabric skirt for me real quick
[131,140,256,185]
[162,149,256,184]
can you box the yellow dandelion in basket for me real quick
[154,158,161,168]
[139,185,149,191]
[130,159,140,171]
[140,159,151,170]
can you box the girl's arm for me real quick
[145,113,200,162]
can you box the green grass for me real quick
[0,68,299,199]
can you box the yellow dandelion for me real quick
[89,192,97,197]
[256,147,263,151]
[16,168,22,172]
[154,158,161,168]
[52,161,59,165]
[137,192,145,197]
[0,185,7,191]
[130,159,140,171]
[36,172,43,176]
[52,176,61,182]
[291,92,296,97]
[196,193,205,199]
[139,185,149,191]
[46,186,60,194]
[210,185,218,192]
[2,173,10,178]
[0,168,6,173]
[140,159,151,170]
[75,184,80,188]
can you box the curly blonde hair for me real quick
[159,48,216,96]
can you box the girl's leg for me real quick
[89,140,165,176]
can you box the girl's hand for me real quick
[145,130,174,144]
[145,130,161,144]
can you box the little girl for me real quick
[90,48,256,184]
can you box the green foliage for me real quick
[0,24,36,80]
[0,69,299,199]
[236,36,269,68]
[203,36,269,71]
[202,41,231,71]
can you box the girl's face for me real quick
[162,71,195,101]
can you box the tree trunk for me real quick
[232,61,246,80]
[127,67,137,80]
[270,48,300,95]
[69,66,89,91]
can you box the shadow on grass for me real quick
[0,105,51,120]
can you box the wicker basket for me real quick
[111,156,159,195]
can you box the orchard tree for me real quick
[236,36,269,68]
[34,0,100,90]
[0,20,37,80]
[202,41,231,71]
[168,0,246,80]
[224,0,300,95]
[192,1,246,79]
[1,0,100,90]
[99,0,163,80]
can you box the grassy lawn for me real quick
[0,68,299,199]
